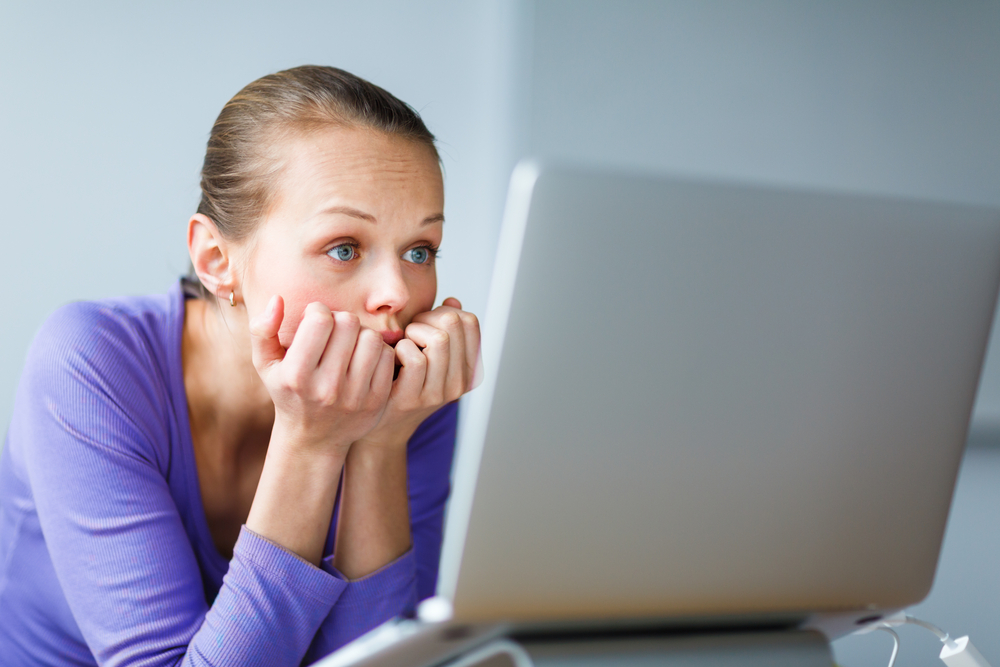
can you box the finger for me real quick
[317,310,361,379]
[345,327,384,395]
[249,295,285,371]
[411,304,459,327]
[283,302,334,371]
[459,311,481,390]
[404,321,451,399]
[371,343,395,401]
[413,304,479,394]
[391,338,427,402]
[412,306,478,396]
[438,311,467,400]
[414,310,466,401]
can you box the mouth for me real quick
[380,330,405,347]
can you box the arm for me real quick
[303,300,478,658]
[20,303,348,666]
[303,403,458,663]
[247,297,395,566]
[332,298,478,580]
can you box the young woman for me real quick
[0,65,479,666]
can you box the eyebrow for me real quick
[323,206,445,225]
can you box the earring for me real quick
[229,291,236,307]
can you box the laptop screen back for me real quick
[439,162,1000,626]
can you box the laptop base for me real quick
[447,632,833,667]
[312,620,833,667]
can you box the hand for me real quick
[249,296,395,456]
[360,297,481,448]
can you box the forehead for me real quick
[270,125,443,215]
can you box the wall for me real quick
[2,1,998,665]
[521,2,1000,665]
[0,0,519,434]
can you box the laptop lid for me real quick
[439,161,1000,627]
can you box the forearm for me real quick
[333,441,411,579]
[246,421,348,566]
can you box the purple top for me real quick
[0,282,457,666]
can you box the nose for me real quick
[365,255,409,316]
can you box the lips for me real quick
[380,330,405,347]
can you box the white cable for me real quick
[853,613,992,667]
[876,626,900,667]
[905,615,951,645]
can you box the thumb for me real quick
[442,297,462,310]
[249,295,286,371]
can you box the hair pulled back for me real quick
[197,65,438,244]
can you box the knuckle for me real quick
[401,354,426,372]
[286,365,308,386]
[305,302,331,318]
[343,393,362,412]
[431,329,450,347]
[441,311,462,329]
[318,383,340,406]
[360,328,381,346]
[283,374,305,394]
[336,311,360,328]
[305,311,332,330]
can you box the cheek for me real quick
[403,275,438,321]
[274,285,368,349]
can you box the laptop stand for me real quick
[443,631,833,667]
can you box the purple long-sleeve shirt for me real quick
[0,282,458,666]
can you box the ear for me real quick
[188,213,235,302]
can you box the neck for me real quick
[183,298,275,469]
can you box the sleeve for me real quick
[303,402,458,663]
[407,401,459,601]
[21,303,347,667]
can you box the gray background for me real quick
[522,4,1000,665]
[1,2,998,666]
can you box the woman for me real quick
[0,65,479,666]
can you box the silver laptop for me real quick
[315,161,1000,667]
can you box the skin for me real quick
[184,125,480,577]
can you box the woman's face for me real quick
[239,126,444,348]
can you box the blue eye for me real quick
[403,247,432,264]
[328,244,356,261]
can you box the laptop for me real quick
[314,161,1000,667]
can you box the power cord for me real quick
[875,626,900,667]
[854,612,991,667]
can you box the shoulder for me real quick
[35,293,173,357]
[17,290,181,467]
[29,291,175,383]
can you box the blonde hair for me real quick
[187,65,438,295]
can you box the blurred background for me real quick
[1,1,998,665]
